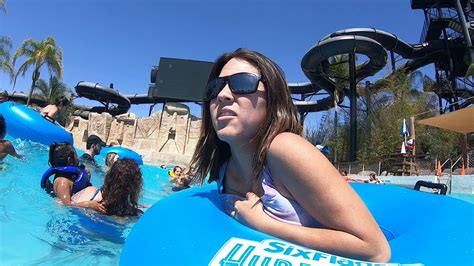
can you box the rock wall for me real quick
[66,103,201,166]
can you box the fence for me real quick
[335,150,473,176]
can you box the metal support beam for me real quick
[348,52,357,162]
[148,103,157,116]
[453,0,474,76]
[390,51,396,72]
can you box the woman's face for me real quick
[209,58,267,144]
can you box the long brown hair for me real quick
[190,48,302,194]
[101,158,143,216]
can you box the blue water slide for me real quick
[121,183,473,266]
[0,101,73,146]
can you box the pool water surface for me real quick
[0,138,173,265]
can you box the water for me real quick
[0,138,174,265]
[451,193,474,204]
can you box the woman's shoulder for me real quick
[266,132,323,174]
[268,132,311,156]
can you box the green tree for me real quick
[13,37,63,106]
[0,36,13,82]
[35,76,72,103]
[327,54,350,92]
[318,69,460,165]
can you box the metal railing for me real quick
[420,6,464,42]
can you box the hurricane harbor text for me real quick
[210,238,405,266]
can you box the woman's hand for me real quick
[224,192,272,231]
[86,200,106,214]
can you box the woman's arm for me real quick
[233,132,390,262]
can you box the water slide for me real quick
[74,81,131,118]
[293,28,447,112]
[72,28,449,115]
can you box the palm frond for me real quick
[12,38,40,65]
[12,37,64,103]
[0,61,14,81]
[13,57,35,87]
[34,78,50,100]
[34,76,71,103]
[45,49,63,79]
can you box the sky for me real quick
[0,0,432,130]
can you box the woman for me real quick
[72,158,144,217]
[190,48,390,262]
[42,142,104,213]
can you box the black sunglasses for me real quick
[204,72,264,101]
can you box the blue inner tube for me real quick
[101,146,143,165]
[121,183,473,265]
[0,101,73,146]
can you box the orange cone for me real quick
[461,162,466,176]
[436,160,442,176]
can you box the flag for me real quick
[400,118,410,137]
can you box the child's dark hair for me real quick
[49,142,76,167]
[0,114,5,137]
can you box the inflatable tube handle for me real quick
[41,168,56,189]
[414,180,448,195]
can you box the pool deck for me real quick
[350,175,474,194]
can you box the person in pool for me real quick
[41,96,70,121]
[368,173,384,184]
[0,91,9,103]
[190,48,390,262]
[44,142,105,213]
[72,158,144,217]
[104,152,119,171]
[168,165,183,184]
[0,114,22,160]
[80,134,106,169]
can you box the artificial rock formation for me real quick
[66,102,201,166]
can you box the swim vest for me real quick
[40,166,91,195]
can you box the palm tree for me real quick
[0,36,13,82]
[13,37,63,105]
[35,76,72,104]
